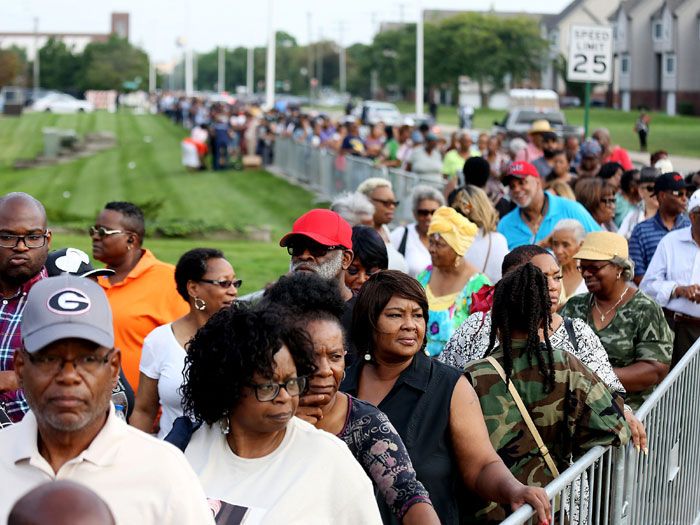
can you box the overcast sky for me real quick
[3,0,571,62]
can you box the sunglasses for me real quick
[667,190,688,198]
[199,278,242,289]
[578,262,612,275]
[89,226,128,238]
[640,184,655,192]
[601,198,616,205]
[372,198,400,208]
[287,243,344,258]
[416,209,437,217]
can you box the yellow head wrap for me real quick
[427,206,478,257]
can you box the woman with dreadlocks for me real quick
[463,263,630,524]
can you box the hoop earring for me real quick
[194,297,206,311]
[341,370,346,383]
[219,415,230,435]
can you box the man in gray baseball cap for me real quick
[0,275,215,524]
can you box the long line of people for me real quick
[0,108,696,524]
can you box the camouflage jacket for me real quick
[463,341,630,523]
[561,290,673,410]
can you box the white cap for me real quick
[688,189,700,214]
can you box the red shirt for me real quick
[604,146,633,171]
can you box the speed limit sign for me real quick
[567,25,613,83]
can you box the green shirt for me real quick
[464,341,630,523]
[561,290,673,409]
[441,149,467,179]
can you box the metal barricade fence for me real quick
[501,338,700,525]
[272,137,420,223]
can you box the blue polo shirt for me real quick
[629,212,690,277]
[498,192,601,249]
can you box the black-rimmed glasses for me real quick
[26,349,115,375]
[248,377,308,402]
[286,243,344,258]
[372,198,400,208]
[198,278,243,289]
[0,231,49,249]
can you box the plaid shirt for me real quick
[0,268,47,422]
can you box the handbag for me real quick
[485,356,560,478]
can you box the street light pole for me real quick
[218,46,225,92]
[265,0,276,110]
[247,47,254,95]
[338,22,346,94]
[415,2,424,115]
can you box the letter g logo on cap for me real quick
[47,289,92,315]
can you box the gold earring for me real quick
[193,297,206,311]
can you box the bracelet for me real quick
[623,404,634,414]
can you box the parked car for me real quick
[31,93,94,113]
[491,107,584,139]
[354,101,402,126]
[559,96,581,108]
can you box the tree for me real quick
[0,49,23,87]
[79,35,149,91]
[38,38,81,90]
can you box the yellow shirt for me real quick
[98,249,188,389]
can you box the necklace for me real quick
[593,288,629,322]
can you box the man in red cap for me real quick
[280,208,355,303]
[497,161,601,249]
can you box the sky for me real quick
[2,0,572,62]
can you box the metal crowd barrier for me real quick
[501,337,700,525]
[272,137,422,223]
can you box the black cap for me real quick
[46,248,115,279]
[653,172,690,194]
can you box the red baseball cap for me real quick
[503,161,540,183]
[279,209,353,250]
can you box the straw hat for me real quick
[573,231,628,261]
[528,119,553,134]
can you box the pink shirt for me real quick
[515,143,543,163]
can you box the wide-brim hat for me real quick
[574,231,628,261]
[528,119,553,134]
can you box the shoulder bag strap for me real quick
[563,317,579,354]
[481,234,492,274]
[398,226,409,256]
[485,356,560,477]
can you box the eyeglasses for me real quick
[667,190,688,198]
[578,262,612,275]
[346,266,381,277]
[25,349,114,375]
[601,198,616,205]
[371,198,400,208]
[0,231,49,249]
[198,278,243,289]
[416,209,437,217]
[89,226,128,238]
[287,243,344,258]
[640,184,655,192]
[248,376,308,402]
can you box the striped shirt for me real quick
[629,213,690,277]
[0,269,47,422]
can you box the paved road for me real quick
[627,150,698,174]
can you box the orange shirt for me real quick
[98,249,188,389]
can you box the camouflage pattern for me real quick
[463,341,630,523]
[561,290,673,410]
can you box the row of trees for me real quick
[0,36,149,93]
[1,12,548,104]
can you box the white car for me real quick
[355,101,402,126]
[32,93,94,113]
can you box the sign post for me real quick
[567,25,613,138]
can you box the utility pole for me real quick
[317,27,323,92]
[307,12,313,100]
[337,22,346,94]
[33,17,40,94]
[265,0,276,109]
[217,46,225,92]
[246,47,254,95]
[415,2,424,115]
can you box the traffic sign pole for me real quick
[584,81,591,138]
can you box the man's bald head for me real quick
[8,480,115,525]
[0,192,47,226]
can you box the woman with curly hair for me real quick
[179,305,382,524]
[463,263,630,523]
[263,273,439,525]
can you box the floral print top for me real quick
[416,267,491,357]
[337,395,432,520]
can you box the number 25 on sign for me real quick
[567,25,613,84]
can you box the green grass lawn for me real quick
[0,111,315,291]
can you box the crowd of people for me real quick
[0,95,696,524]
